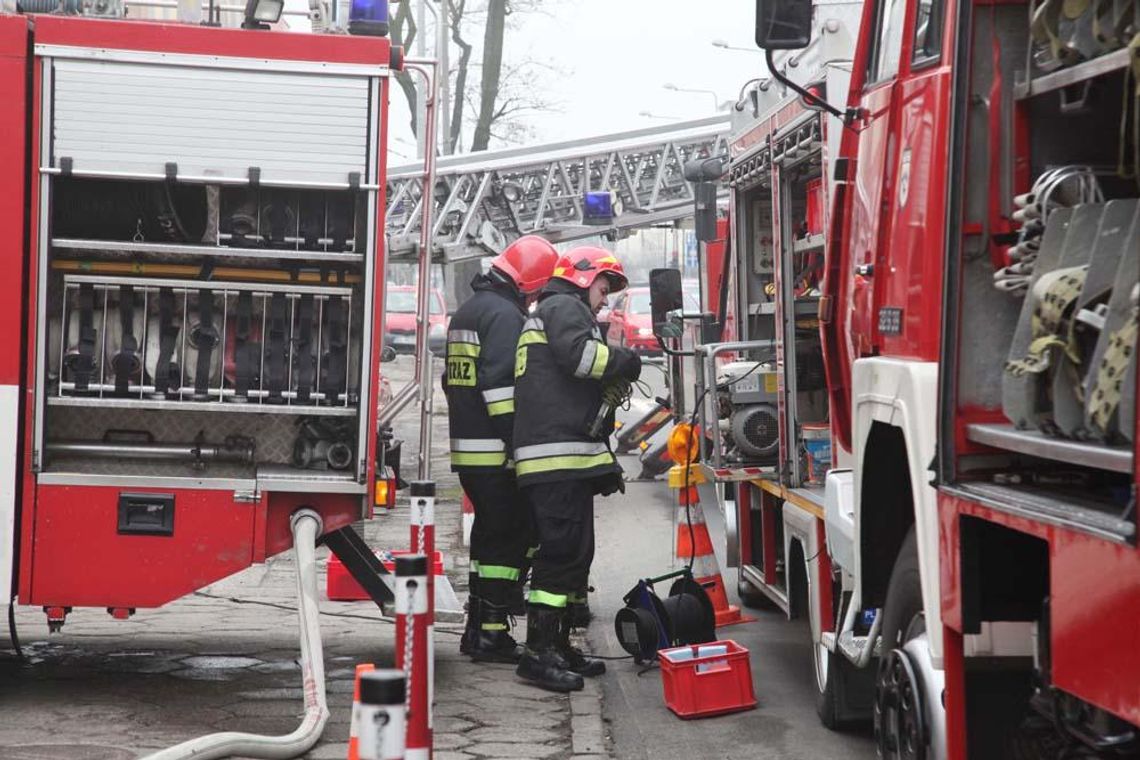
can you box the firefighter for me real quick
[512,246,641,692]
[444,235,560,664]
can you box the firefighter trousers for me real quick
[459,471,534,607]
[523,479,595,609]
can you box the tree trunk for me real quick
[391,0,418,138]
[448,0,473,154]
[471,0,507,152]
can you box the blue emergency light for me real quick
[349,0,389,36]
[582,191,615,226]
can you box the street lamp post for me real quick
[663,82,723,111]
[639,110,681,121]
[711,39,759,53]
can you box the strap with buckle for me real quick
[192,289,219,400]
[112,285,138,396]
[73,283,97,392]
[295,294,315,403]
[265,292,288,404]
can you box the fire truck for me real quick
[1,8,403,632]
[665,0,1140,756]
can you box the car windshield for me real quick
[388,290,443,314]
[627,290,698,314]
[628,292,652,314]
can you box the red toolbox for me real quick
[326,550,445,601]
[659,640,757,719]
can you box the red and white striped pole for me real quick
[395,553,431,760]
[408,481,435,757]
[357,669,406,760]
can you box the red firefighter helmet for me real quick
[551,246,629,293]
[490,235,560,294]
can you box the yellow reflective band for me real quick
[589,342,609,379]
[486,399,515,416]
[477,564,521,581]
[568,592,587,604]
[516,452,614,477]
[529,589,568,608]
[447,342,480,358]
[518,330,548,346]
[480,622,508,631]
[450,451,508,467]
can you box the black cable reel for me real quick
[614,569,717,664]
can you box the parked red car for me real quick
[385,285,449,354]
[607,286,699,354]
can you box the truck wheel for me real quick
[874,527,929,759]
[815,643,874,729]
[736,574,774,610]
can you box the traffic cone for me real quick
[668,465,754,628]
[347,662,375,760]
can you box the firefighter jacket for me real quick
[513,279,641,487]
[443,271,526,472]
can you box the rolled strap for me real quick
[323,295,347,405]
[192,289,219,397]
[1005,265,1089,377]
[73,283,97,391]
[233,290,254,400]
[112,285,138,396]
[154,288,180,396]
[265,292,288,403]
[1088,307,1138,436]
[295,294,315,403]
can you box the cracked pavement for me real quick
[1,355,610,759]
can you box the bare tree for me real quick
[470,0,507,151]
[389,0,562,153]
[389,0,420,138]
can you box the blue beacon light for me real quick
[349,0,389,36]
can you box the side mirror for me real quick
[381,345,398,363]
[649,268,684,338]
[755,0,813,50]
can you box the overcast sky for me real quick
[381,0,762,159]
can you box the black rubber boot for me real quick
[508,579,527,617]
[459,573,480,656]
[558,611,605,677]
[568,600,593,629]
[469,599,524,664]
[516,605,584,693]
[459,595,479,656]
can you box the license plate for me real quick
[391,334,414,345]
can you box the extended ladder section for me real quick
[385,116,732,262]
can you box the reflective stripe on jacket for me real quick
[443,273,525,471]
[512,281,640,485]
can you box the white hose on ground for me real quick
[140,509,330,760]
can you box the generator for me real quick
[715,361,780,464]
[10,16,398,626]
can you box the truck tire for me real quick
[874,527,929,759]
[815,644,874,729]
[736,573,774,610]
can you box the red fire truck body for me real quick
[705,0,1140,754]
[2,13,397,624]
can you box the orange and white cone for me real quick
[347,662,375,760]
[669,465,753,628]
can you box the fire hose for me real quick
[140,509,329,760]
